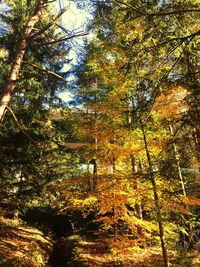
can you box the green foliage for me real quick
[0,1,200,265]
[70,0,200,258]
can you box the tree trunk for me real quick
[193,127,200,172]
[185,53,200,170]
[111,154,117,238]
[93,158,98,190]
[0,0,45,123]
[92,135,98,190]
[130,154,143,219]
[169,123,186,196]
[131,154,143,239]
[141,122,169,267]
[168,124,193,248]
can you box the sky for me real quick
[55,0,92,103]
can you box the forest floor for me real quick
[69,235,200,267]
[0,214,53,266]
[0,214,200,267]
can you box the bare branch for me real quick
[32,31,88,46]
[148,9,200,17]
[6,106,37,144]
[23,61,66,81]
[30,8,67,39]
[143,29,200,51]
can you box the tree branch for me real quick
[23,61,66,81]
[113,0,200,17]
[143,29,200,51]
[32,31,88,46]
[30,8,67,39]
[6,106,37,144]
[114,0,144,15]
[148,9,200,17]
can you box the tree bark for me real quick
[93,157,98,190]
[168,124,193,248]
[141,122,169,267]
[0,0,45,123]
[92,135,98,190]
[130,154,143,219]
[186,53,200,170]
[169,123,186,196]
[193,127,200,171]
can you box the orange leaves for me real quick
[179,195,200,206]
[153,85,189,120]
[163,193,200,217]
[165,201,191,215]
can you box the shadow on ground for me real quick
[0,216,52,267]
[72,236,200,267]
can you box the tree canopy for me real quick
[0,1,200,266]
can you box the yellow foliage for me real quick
[153,85,189,120]
[179,195,200,206]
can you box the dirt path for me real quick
[67,236,200,267]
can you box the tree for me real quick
[0,0,86,123]
[0,0,86,209]
[72,0,200,265]
[0,0,46,122]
